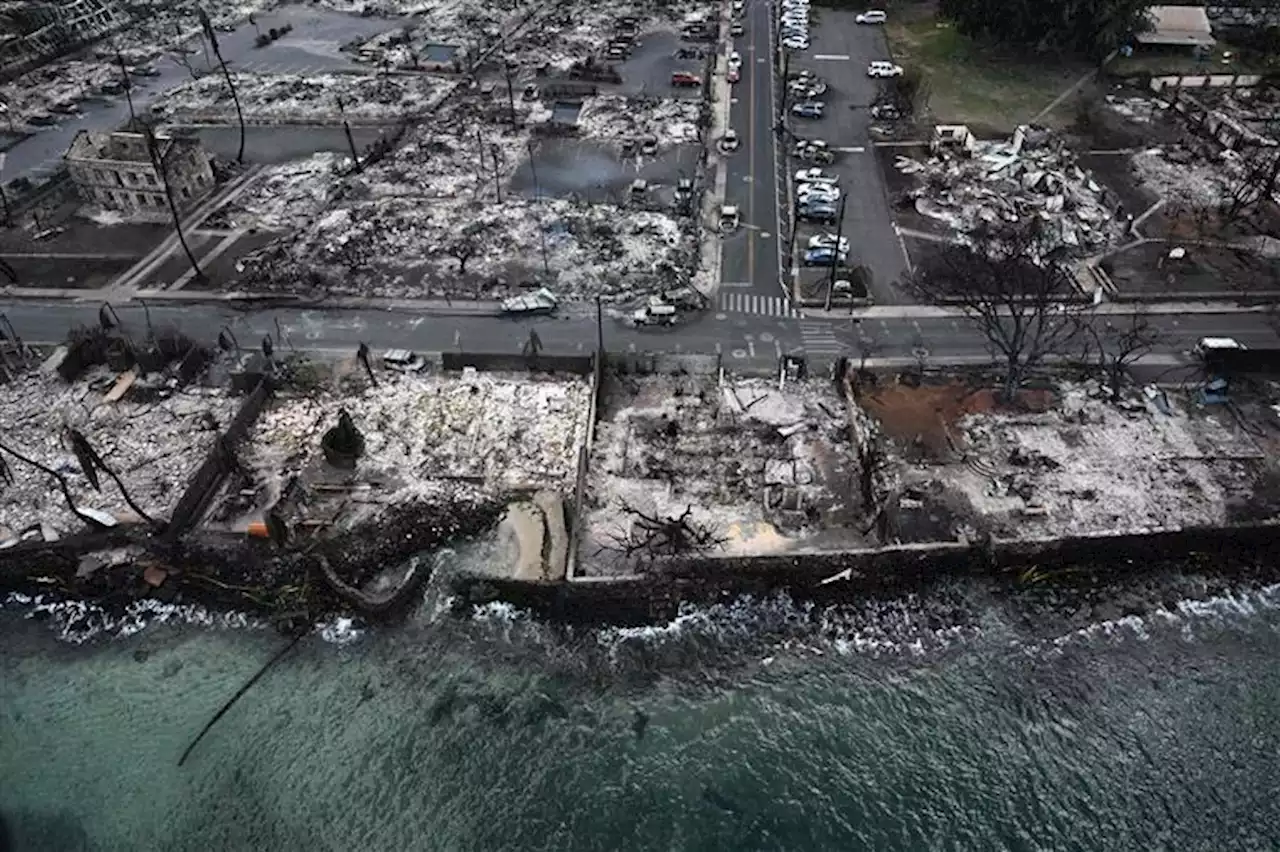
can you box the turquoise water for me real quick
[3,576,1280,851]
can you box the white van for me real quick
[1194,337,1246,357]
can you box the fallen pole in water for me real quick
[178,632,305,766]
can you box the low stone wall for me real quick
[451,521,1280,624]
[440,351,593,374]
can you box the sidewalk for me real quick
[800,300,1273,320]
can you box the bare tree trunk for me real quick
[0,439,84,520]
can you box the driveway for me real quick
[782,6,910,305]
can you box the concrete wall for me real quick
[1149,73,1264,92]
[451,521,1280,625]
[440,351,593,374]
[606,352,722,375]
[165,378,273,539]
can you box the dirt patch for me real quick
[855,378,1054,459]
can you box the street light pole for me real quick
[826,197,847,312]
[527,140,550,276]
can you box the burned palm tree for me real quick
[114,49,136,124]
[197,8,246,164]
[142,123,205,284]
[356,342,377,386]
[66,427,157,526]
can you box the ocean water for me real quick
[3,572,1280,852]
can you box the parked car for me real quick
[856,10,887,24]
[791,101,824,118]
[803,247,848,267]
[797,203,838,223]
[867,61,904,78]
[671,71,702,87]
[640,137,658,155]
[808,234,851,252]
[730,21,744,35]
[783,36,810,49]
[719,205,741,231]
[728,50,742,69]
[795,168,834,183]
[870,103,902,119]
[728,67,740,83]
[797,187,841,205]
[719,129,740,152]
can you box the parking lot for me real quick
[778,4,911,306]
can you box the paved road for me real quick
[786,9,908,305]
[2,300,1276,371]
[719,0,785,311]
[2,8,393,185]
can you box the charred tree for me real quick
[198,8,246,164]
[1078,311,1162,401]
[903,221,1084,401]
[603,501,727,561]
[143,124,206,284]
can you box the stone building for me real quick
[64,129,215,218]
[0,0,124,79]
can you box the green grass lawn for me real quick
[886,7,1092,134]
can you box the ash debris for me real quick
[898,127,1126,252]
[0,367,238,543]
[860,376,1278,542]
[581,374,860,574]
[576,95,702,153]
[220,369,591,532]
[203,153,349,232]
[234,97,699,301]
[151,72,450,123]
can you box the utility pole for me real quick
[336,96,360,171]
[826,197,847,311]
[595,294,604,355]
[0,152,9,228]
[503,60,518,128]
[490,143,503,203]
[527,140,550,275]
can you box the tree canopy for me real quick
[937,0,1151,58]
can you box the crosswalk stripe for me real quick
[717,292,803,317]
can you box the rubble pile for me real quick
[577,96,701,151]
[1130,148,1236,210]
[582,376,850,569]
[504,5,677,72]
[897,130,1125,251]
[948,382,1265,538]
[153,73,449,122]
[243,194,691,299]
[344,1,515,67]
[244,371,590,500]
[319,0,502,19]
[206,153,350,231]
[0,370,238,541]
[0,60,126,125]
